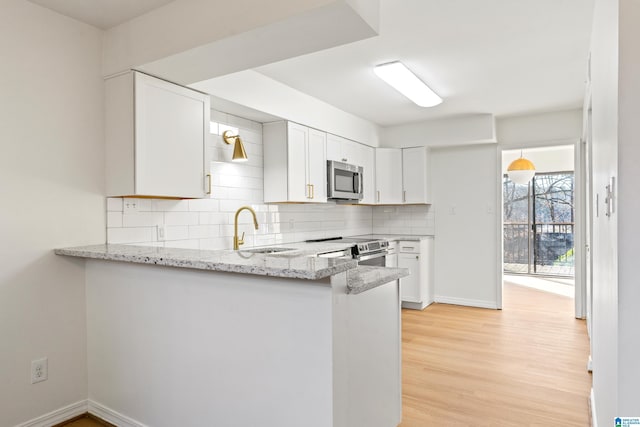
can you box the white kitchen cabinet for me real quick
[375,148,403,204]
[402,146,430,204]
[385,241,398,268]
[398,238,434,310]
[263,121,327,203]
[105,70,210,198]
[326,134,375,203]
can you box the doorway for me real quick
[503,171,575,277]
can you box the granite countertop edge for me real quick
[54,244,357,281]
[347,266,410,295]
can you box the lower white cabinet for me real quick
[398,238,434,310]
[385,241,398,268]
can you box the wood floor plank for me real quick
[399,282,591,426]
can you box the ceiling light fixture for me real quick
[222,130,248,162]
[374,61,442,107]
[507,151,536,185]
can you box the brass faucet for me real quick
[233,206,259,250]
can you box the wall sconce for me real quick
[222,130,248,162]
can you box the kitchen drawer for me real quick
[398,241,420,254]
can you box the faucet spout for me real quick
[233,206,259,250]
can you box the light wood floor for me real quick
[400,281,591,426]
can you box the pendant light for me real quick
[507,151,535,185]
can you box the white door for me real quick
[135,72,208,198]
[402,147,428,203]
[308,128,327,202]
[399,253,421,302]
[376,148,403,204]
[287,122,309,202]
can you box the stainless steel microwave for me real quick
[327,160,363,201]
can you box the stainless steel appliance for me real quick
[327,160,363,202]
[308,236,389,266]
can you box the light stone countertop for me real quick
[346,266,410,294]
[55,244,356,281]
[55,244,409,294]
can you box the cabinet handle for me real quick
[311,184,315,199]
[342,158,348,162]
[403,190,406,203]
[416,255,419,260]
[377,190,380,203]
[206,174,212,195]
[306,184,311,199]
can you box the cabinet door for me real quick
[341,139,361,165]
[402,147,429,204]
[287,122,309,202]
[398,253,421,302]
[361,145,376,204]
[307,128,327,202]
[375,148,403,204]
[134,72,208,198]
[326,133,343,162]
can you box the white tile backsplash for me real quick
[105,111,435,249]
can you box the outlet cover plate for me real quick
[31,357,48,384]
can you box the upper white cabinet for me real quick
[327,134,375,204]
[264,121,327,203]
[105,71,210,198]
[402,146,430,204]
[374,146,430,205]
[375,148,403,204]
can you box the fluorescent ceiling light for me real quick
[374,61,442,107]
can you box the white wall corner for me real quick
[14,401,88,427]
[88,400,148,427]
[379,114,496,148]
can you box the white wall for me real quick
[380,114,496,148]
[496,109,582,148]
[590,0,640,422]
[430,144,500,308]
[106,110,373,249]
[0,1,105,425]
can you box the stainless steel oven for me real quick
[309,237,389,266]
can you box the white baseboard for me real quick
[590,388,597,427]
[14,400,88,427]
[88,400,147,427]
[434,295,499,309]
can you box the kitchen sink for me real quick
[243,247,296,254]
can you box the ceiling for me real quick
[27,0,595,127]
[255,0,595,126]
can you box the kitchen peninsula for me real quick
[56,244,408,427]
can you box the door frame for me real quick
[499,140,586,319]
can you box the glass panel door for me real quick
[504,173,575,277]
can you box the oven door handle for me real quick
[356,250,389,262]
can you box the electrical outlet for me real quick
[123,199,140,214]
[289,219,295,229]
[31,357,48,384]
[157,224,166,241]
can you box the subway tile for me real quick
[199,212,229,225]
[164,239,200,250]
[164,212,199,226]
[189,225,220,239]
[164,226,189,241]
[152,199,189,212]
[107,212,123,228]
[107,197,123,212]
[188,199,220,212]
[122,212,163,227]
[108,227,155,244]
